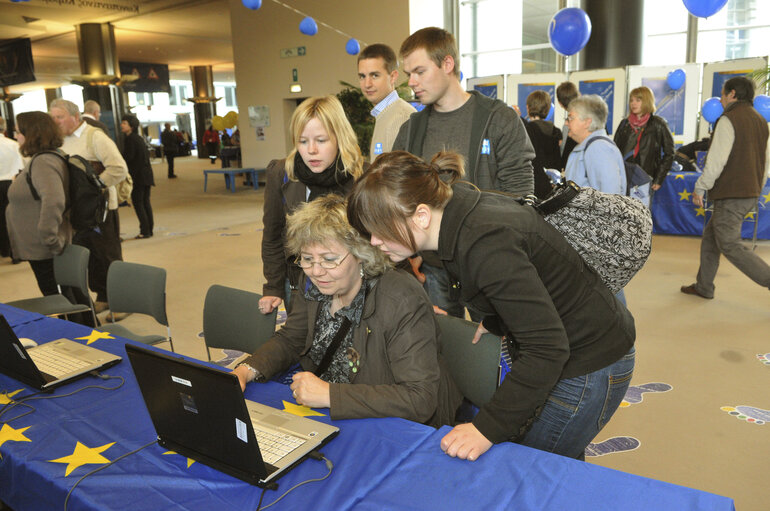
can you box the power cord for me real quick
[0,372,124,424]
[255,451,334,511]
[63,439,158,511]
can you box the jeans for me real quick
[519,347,636,459]
[695,197,770,297]
[421,262,465,319]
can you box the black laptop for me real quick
[0,314,122,391]
[125,344,339,487]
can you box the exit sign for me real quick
[280,46,306,58]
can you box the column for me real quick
[45,88,62,110]
[188,66,218,159]
[0,88,21,137]
[74,23,126,147]
[580,0,643,69]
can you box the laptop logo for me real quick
[172,375,191,387]
[13,344,27,359]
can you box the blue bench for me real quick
[203,168,265,193]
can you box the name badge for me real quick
[373,142,383,155]
[481,139,490,155]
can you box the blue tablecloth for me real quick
[0,303,736,511]
[652,171,770,239]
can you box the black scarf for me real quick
[293,152,352,201]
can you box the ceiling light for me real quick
[290,84,302,93]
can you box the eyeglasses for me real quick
[295,251,351,270]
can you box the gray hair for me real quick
[569,94,608,132]
[49,98,80,118]
[84,100,101,115]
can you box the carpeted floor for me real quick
[1,155,767,510]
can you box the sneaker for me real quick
[680,284,713,299]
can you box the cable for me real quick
[63,439,158,511]
[0,373,124,424]
[256,452,334,511]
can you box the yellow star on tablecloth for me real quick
[744,210,756,220]
[282,400,325,417]
[678,189,692,201]
[761,190,770,204]
[695,206,707,217]
[48,441,115,476]
[163,450,196,467]
[75,330,115,345]
[0,389,23,405]
[0,424,32,458]
[674,174,686,180]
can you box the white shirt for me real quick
[0,136,23,181]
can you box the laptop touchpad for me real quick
[261,415,290,428]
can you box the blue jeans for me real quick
[519,347,635,459]
[421,262,465,319]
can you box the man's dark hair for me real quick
[556,81,579,109]
[723,76,755,102]
[122,114,140,132]
[358,43,398,74]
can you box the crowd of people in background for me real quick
[1,24,768,466]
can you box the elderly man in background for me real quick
[81,99,111,135]
[0,117,24,262]
[49,99,129,315]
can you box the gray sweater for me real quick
[6,152,71,260]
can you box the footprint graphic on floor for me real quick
[756,353,770,366]
[620,382,672,407]
[721,405,769,425]
[585,436,641,457]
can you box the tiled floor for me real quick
[1,155,767,510]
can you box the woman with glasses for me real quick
[347,150,635,461]
[234,195,460,425]
[259,95,365,316]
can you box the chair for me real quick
[98,261,174,352]
[436,314,502,408]
[7,244,97,325]
[202,285,277,362]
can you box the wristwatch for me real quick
[236,362,265,382]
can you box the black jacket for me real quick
[614,115,674,187]
[523,119,562,199]
[121,132,154,187]
[438,183,635,444]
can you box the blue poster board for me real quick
[474,84,499,99]
[517,84,555,118]
[711,69,752,97]
[579,79,614,134]
[641,77,685,136]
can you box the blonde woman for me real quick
[260,95,365,314]
[237,195,460,425]
[614,86,674,191]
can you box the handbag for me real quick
[523,181,653,294]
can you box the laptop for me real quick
[125,343,339,487]
[0,314,122,391]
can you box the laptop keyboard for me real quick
[251,423,306,465]
[29,348,89,377]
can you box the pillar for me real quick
[188,65,218,159]
[580,0,643,69]
[0,88,21,137]
[45,88,62,110]
[74,23,125,147]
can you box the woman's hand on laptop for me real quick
[232,365,252,391]
[290,372,330,408]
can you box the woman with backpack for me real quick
[6,111,71,295]
[120,114,155,239]
[347,150,636,462]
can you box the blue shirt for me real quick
[564,129,627,195]
[370,89,400,118]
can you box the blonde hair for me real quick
[284,95,364,181]
[629,86,656,115]
[287,194,391,279]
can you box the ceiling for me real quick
[0,0,235,92]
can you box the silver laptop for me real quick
[0,314,122,391]
[125,343,339,487]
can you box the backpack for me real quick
[583,135,652,203]
[27,151,109,231]
[521,180,653,294]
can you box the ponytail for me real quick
[429,151,465,184]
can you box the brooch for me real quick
[345,347,360,373]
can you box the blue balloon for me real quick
[459,71,463,82]
[299,17,318,36]
[546,103,555,122]
[682,0,728,18]
[241,0,261,9]
[702,97,723,124]
[548,8,592,56]
[345,39,360,56]
[666,69,686,90]
[754,94,770,122]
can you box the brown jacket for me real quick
[261,158,356,299]
[244,269,462,426]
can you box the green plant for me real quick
[748,66,769,92]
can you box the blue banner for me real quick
[579,79,614,134]
[641,77,685,135]
[473,83,499,100]
[119,61,171,93]
[517,83,555,117]
[711,70,752,97]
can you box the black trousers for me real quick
[131,185,154,236]
[28,257,96,326]
[166,153,176,176]
[73,209,123,303]
[0,180,11,257]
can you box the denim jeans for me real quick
[421,262,465,319]
[519,347,635,459]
